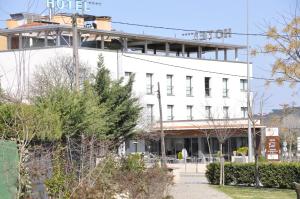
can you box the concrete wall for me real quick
[0,47,251,121]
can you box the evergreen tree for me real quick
[93,54,142,147]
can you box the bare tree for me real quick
[30,54,90,97]
[206,113,238,186]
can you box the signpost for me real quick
[265,128,280,161]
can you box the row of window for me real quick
[146,104,248,122]
[136,73,248,96]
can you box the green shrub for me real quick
[177,152,183,160]
[237,147,248,156]
[121,153,145,173]
[206,162,300,189]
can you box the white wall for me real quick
[0,47,251,122]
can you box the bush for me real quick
[206,162,300,189]
[177,152,183,160]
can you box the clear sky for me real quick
[0,0,299,114]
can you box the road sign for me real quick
[265,128,279,136]
[283,141,287,147]
[265,136,280,161]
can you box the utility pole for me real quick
[157,82,166,166]
[72,13,80,91]
[246,0,253,162]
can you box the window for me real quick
[205,106,212,119]
[205,77,211,97]
[147,104,154,123]
[167,75,174,95]
[240,79,248,91]
[187,105,193,120]
[223,78,229,97]
[146,73,153,94]
[167,105,174,120]
[186,76,193,96]
[223,106,229,119]
[124,72,132,82]
[241,107,248,118]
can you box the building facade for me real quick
[0,13,261,160]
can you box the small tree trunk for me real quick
[206,135,212,162]
[289,141,293,162]
[219,142,223,186]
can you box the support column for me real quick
[165,42,169,56]
[144,40,148,54]
[101,35,104,49]
[215,48,218,60]
[182,44,185,57]
[78,32,81,47]
[197,46,202,59]
[123,38,128,52]
[44,31,48,47]
[235,48,238,61]
[7,34,12,50]
[18,33,22,49]
[56,31,61,46]
[224,49,227,61]
[198,137,202,158]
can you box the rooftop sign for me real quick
[182,28,232,41]
[46,0,91,12]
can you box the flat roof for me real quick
[0,25,246,50]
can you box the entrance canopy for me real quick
[151,118,264,137]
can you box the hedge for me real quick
[206,162,300,189]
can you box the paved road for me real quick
[169,163,231,199]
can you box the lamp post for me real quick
[246,0,253,162]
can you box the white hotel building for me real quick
[0,13,262,160]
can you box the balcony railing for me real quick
[167,116,174,121]
[186,87,193,97]
[146,85,154,94]
[205,88,211,97]
[223,89,229,97]
[167,86,174,96]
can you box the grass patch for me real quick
[212,185,296,199]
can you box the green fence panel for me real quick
[0,140,18,199]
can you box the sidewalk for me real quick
[168,163,231,199]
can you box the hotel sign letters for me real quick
[46,0,90,12]
[182,28,232,41]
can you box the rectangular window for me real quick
[167,75,174,95]
[146,73,153,94]
[167,105,174,121]
[241,107,248,118]
[223,106,229,119]
[240,79,248,91]
[205,77,211,97]
[147,104,154,123]
[187,105,193,120]
[124,72,132,82]
[186,76,193,96]
[205,106,212,119]
[223,78,229,97]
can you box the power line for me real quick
[122,53,290,82]
[111,21,282,38]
